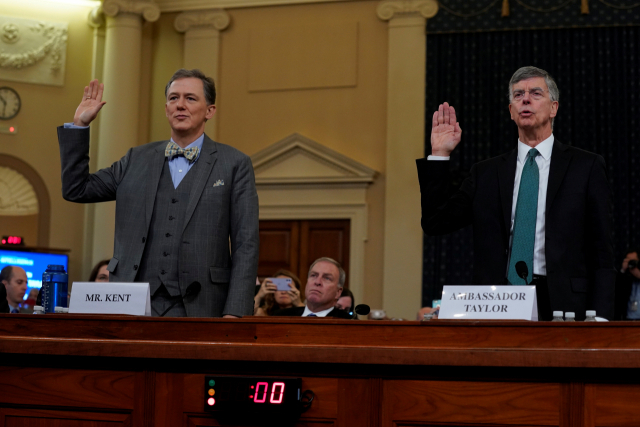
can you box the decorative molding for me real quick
[174,9,230,33]
[87,5,106,28]
[157,0,352,12]
[376,0,439,20]
[0,21,66,71]
[0,16,68,86]
[251,133,378,186]
[102,0,161,22]
[0,166,39,216]
[1,23,19,45]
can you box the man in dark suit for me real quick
[417,66,615,320]
[1,266,27,314]
[273,257,352,319]
[58,69,259,318]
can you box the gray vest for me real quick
[137,159,200,297]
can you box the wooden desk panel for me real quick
[594,384,640,426]
[1,315,640,427]
[383,380,560,426]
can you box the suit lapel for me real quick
[182,135,218,234]
[498,149,518,235]
[146,143,167,231]
[546,140,572,210]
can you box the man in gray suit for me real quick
[58,69,259,318]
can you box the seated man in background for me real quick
[614,249,640,320]
[273,257,352,319]
[335,288,355,318]
[1,266,28,314]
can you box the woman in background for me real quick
[254,269,303,316]
[89,260,110,282]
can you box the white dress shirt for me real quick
[302,305,334,317]
[427,134,554,276]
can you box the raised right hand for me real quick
[73,79,106,127]
[431,102,462,157]
[256,278,276,301]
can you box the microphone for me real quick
[515,261,529,286]
[353,304,370,318]
[159,281,201,317]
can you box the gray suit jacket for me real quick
[58,127,259,317]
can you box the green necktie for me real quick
[507,148,540,285]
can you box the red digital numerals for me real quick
[252,382,285,404]
[1,236,22,245]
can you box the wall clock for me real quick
[0,87,21,120]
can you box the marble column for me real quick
[90,0,160,268]
[174,9,230,140]
[377,0,438,319]
[83,6,106,279]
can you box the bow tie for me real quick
[165,141,199,163]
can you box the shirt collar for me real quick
[8,303,18,312]
[517,133,554,163]
[302,305,335,317]
[170,133,205,162]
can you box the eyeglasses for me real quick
[512,88,547,101]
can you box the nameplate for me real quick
[69,282,151,316]
[439,286,538,321]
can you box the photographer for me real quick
[614,249,640,320]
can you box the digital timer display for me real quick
[1,235,24,245]
[203,376,301,415]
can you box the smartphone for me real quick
[269,277,292,291]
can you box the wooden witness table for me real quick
[1,315,640,427]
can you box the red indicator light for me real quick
[1,239,5,244]
[270,382,285,404]
[9,127,14,133]
[249,395,253,399]
[207,397,215,406]
[254,382,269,403]
[250,385,254,389]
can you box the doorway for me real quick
[258,219,350,295]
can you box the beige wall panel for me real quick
[0,0,96,283]
[218,1,387,171]
[0,215,38,247]
[218,1,387,310]
[148,12,184,144]
[248,22,358,92]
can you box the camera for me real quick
[629,260,638,270]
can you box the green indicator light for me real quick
[209,379,215,387]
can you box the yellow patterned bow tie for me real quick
[165,141,199,163]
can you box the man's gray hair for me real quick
[508,66,559,128]
[308,257,346,288]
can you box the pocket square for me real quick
[212,179,225,187]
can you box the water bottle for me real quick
[584,310,597,322]
[42,265,68,314]
[565,312,576,322]
[551,311,564,322]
